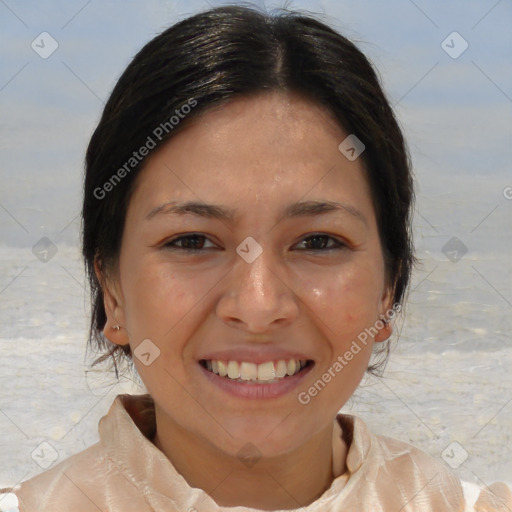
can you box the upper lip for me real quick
[199,346,313,365]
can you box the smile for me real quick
[199,358,314,390]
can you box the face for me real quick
[101,91,393,458]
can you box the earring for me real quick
[113,325,121,331]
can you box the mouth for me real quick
[199,358,314,384]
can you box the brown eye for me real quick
[296,234,346,251]
[164,234,216,253]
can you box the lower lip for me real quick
[198,363,314,400]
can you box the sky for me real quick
[1,0,511,249]
[0,0,511,271]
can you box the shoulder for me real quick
[343,413,460,482]
[461,480,512,511]
[371,430,512,511]
[4,442,110,512]
[5,440,150,512]
[3,394,158,512]
[339,414,512,511]
[374,432,467,508]
[373,430,447,469]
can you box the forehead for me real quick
[185,92,351,174]
[127,91,374,223]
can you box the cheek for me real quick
[299,262,381,335]
[121,260,210,342]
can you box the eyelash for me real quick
[163,233,347,254]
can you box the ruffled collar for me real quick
[98,393,371,511]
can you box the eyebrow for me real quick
[145,199,368,227]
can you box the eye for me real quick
[163,234,217,253]
[163,233,346,254]
[294,234,346,251]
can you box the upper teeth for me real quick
[204,359,307,381]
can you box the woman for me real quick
[2,4,510,511]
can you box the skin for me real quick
[97,91,394,510]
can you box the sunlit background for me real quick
[1,0,511,491]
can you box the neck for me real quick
[152,413,345,510]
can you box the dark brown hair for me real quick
[82,4,415,377]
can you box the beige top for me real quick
[2,393,511,511]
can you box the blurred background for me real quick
[1,0,511,492]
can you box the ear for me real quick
[374,284,395,343]
[94,258,130,346]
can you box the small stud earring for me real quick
[113,325,121,331]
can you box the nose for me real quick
[216,244,300,333]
